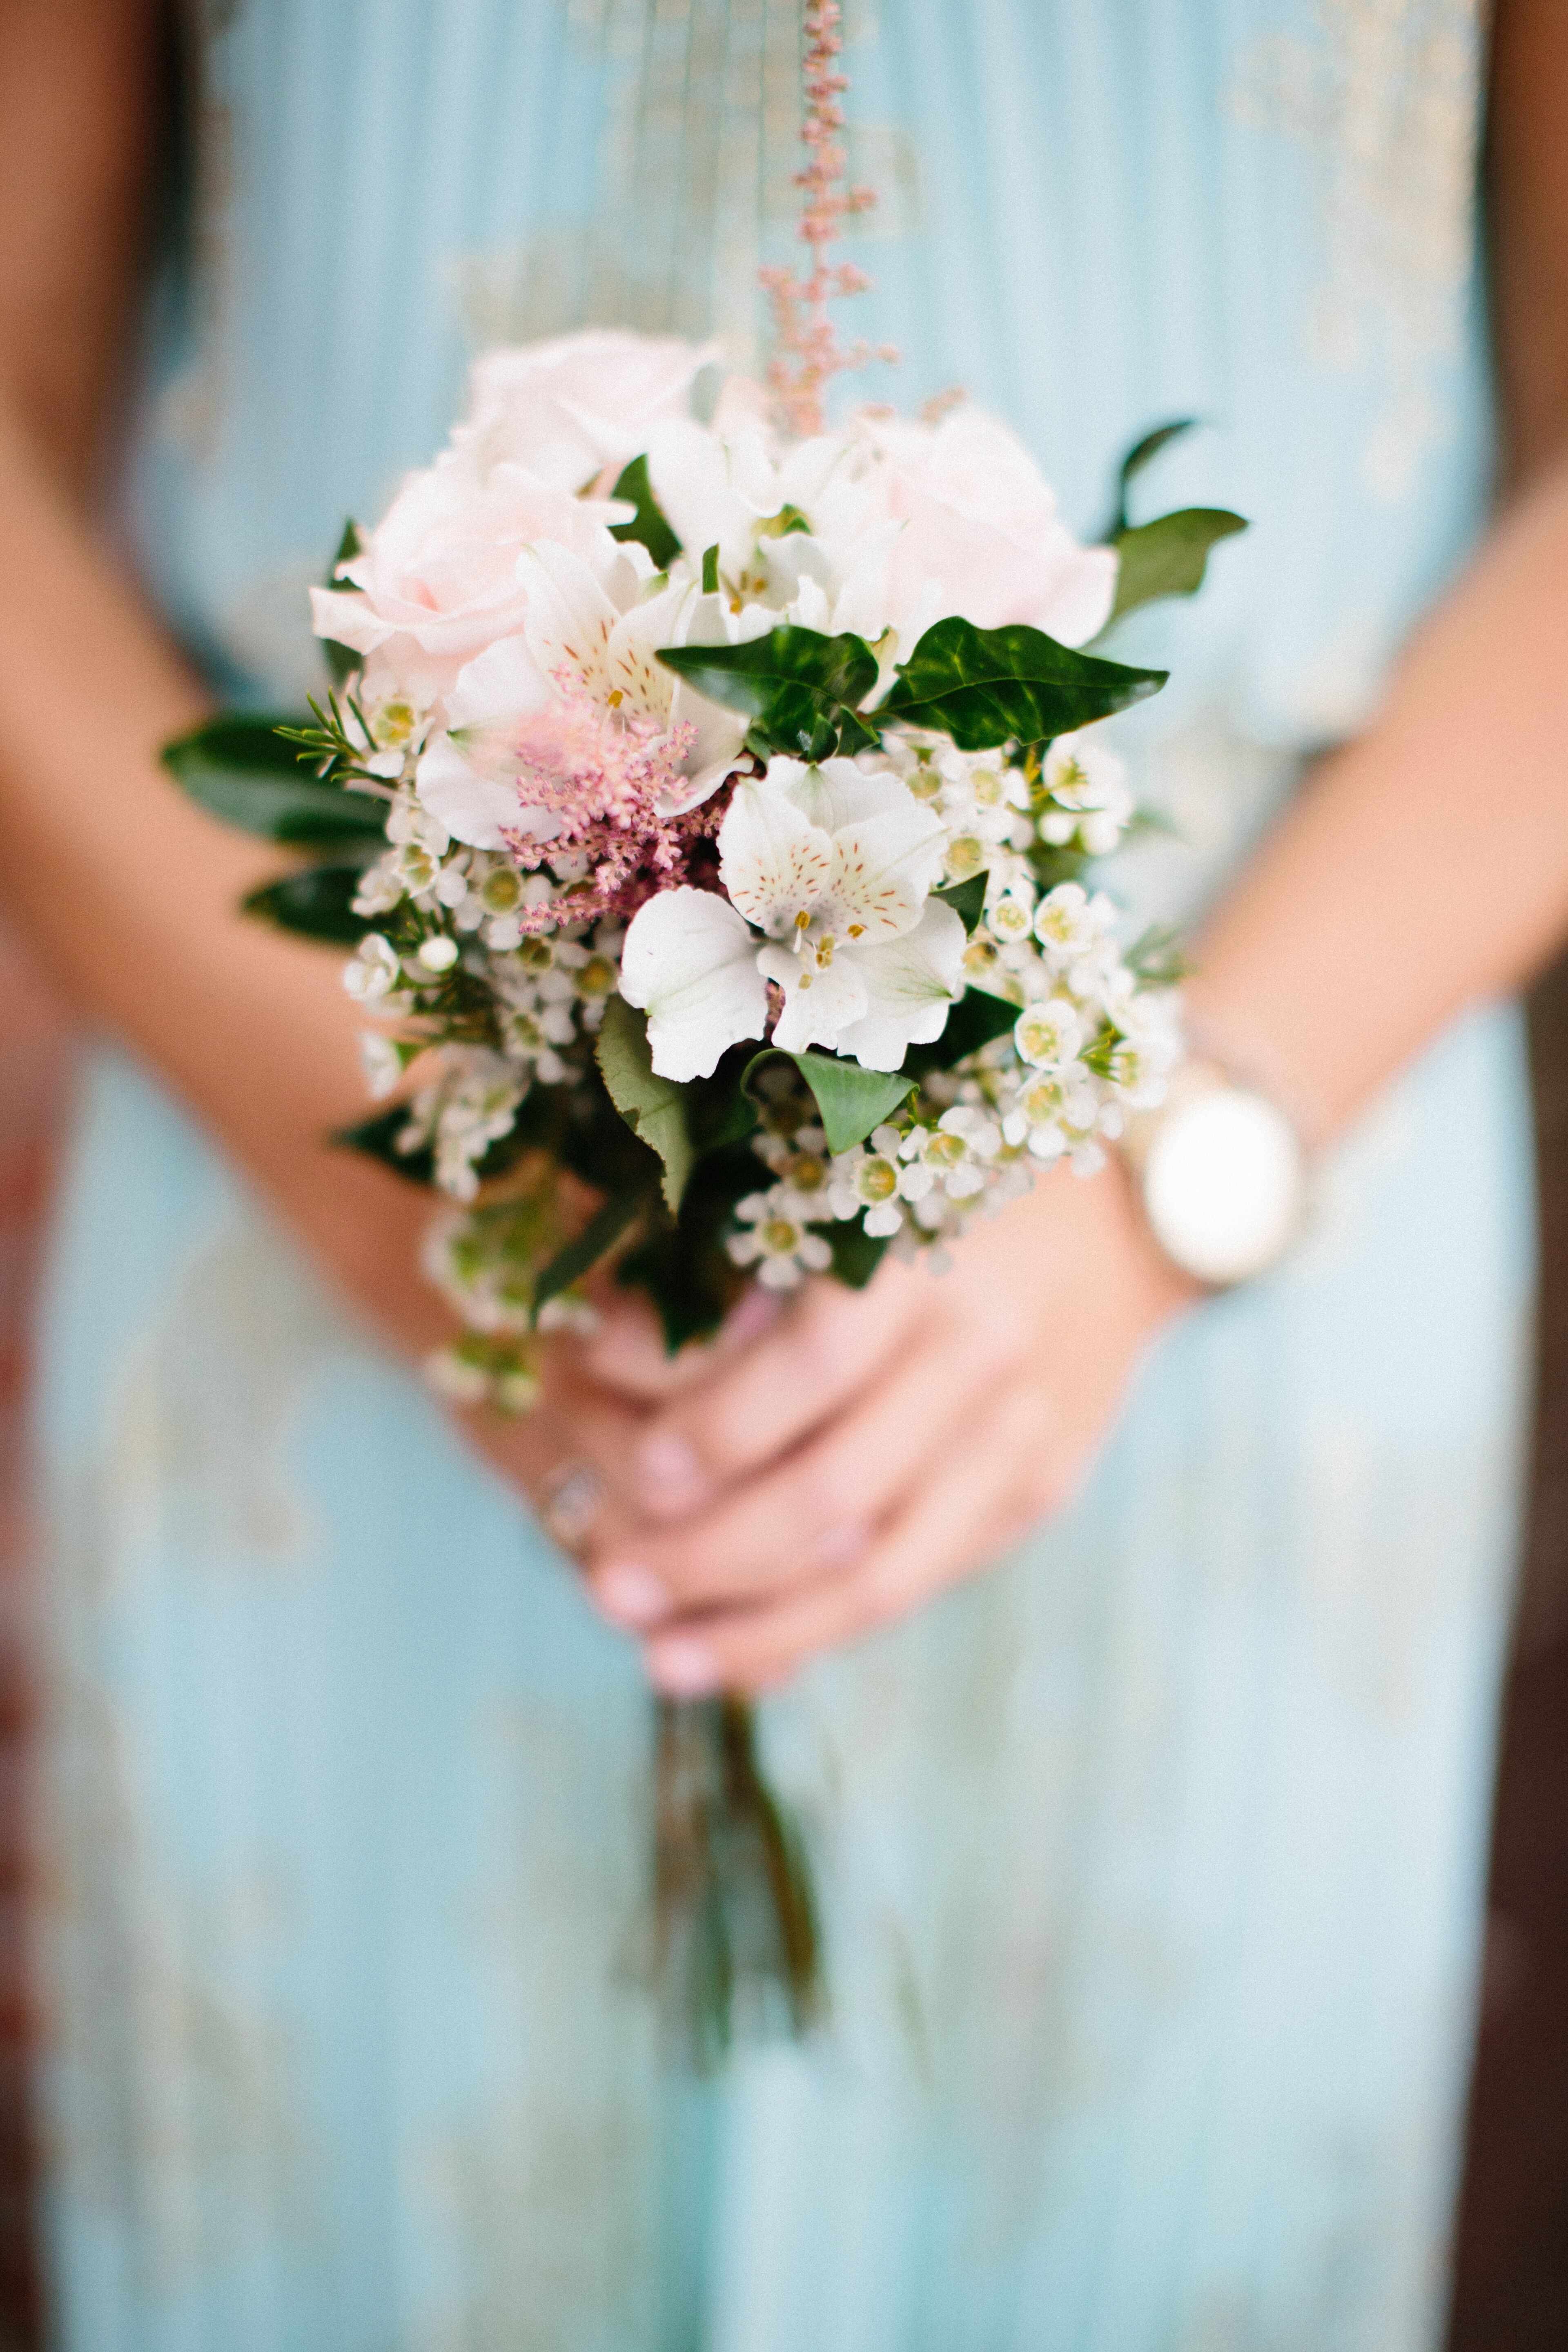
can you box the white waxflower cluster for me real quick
[342,778,626,1195]
[884,722,1136,895]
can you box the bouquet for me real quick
[164,2,1242,2061]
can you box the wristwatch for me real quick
[1120,1058,1308,1290]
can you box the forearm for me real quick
[1189,448,1568,1145]
[0,397,434,1321]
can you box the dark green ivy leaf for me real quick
[163,716,389,850]
[879,618,1165,751]
[595,996,696,1213]
[243,864,374,947]
[1105,419,1198,538]
[659,626,881,762]
[932,872,989,934]
[742,1049,914,1156]
[608,454,684,570]
[1109,508,1247,623]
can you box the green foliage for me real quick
[321,518,365,686]
[932,872,988,934]
[243,864,372,946]
[609,454,683,570]
[879,618,1165,751]
[904,984,1019,1078]
[595,996,696,1212]
[702,542,721,595]
[532,1190,648,1319]
[827,1221,890,1289]
[1105,419,1198,537]
[163,716,388,851]
[659,626,882,762]
[1109,508,1247,623]
[743,1049,914,1156]
[615,1143,761,1352]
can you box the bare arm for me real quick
[0,2,650,1537]
[578,0,1568,1692]
[1188,0,1568,1134]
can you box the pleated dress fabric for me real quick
[34,3,1532,2348]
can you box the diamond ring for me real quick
[540,1460,608,1550]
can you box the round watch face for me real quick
[1141,1086,1304,1286]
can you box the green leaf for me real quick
[595,996,695,1213]
[532,1191,647,1319]
[615,1143,762,1352]
[828,1221,890,1289]
[903,984,1019,1078]
[879,618,1165,751]
[933,872,988,934]
[659,626,880,761]
[608,454,683,571]
[702,542,721,595]
[243,865,373,946]
[743,1049,914,1156]
[322,518,365,686]
[1109,508,1247,623]
[163,717,389,849]
[1106,419,1198,537]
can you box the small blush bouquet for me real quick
[164,1,1243,2060]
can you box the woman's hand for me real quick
[574,1160,1198,1693]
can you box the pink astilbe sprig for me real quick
[496,675,728,929]
[761,0,898,438]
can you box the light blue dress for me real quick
[36,4,1532,2348]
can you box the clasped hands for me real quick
[479,1158,1196,1695]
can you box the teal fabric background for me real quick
[37,4,1533,2347]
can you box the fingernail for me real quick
[592,1564,670,1628]
[809,1521,869,1572]
[646,1637,721,1697]
[638,1434,703,1504]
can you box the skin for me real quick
[0,1,1565,1696]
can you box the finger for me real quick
[641,1388,1061,1693]
[579,1281,783,1403]
[626,1257,929,1519]
[458,1363,653,1560]
[582,1324,1003,1625]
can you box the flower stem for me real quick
[652,1692,825,2068]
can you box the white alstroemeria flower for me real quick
[729,758,958,1066]
[617,888,771,1082]
[646,419,901,646]
[620,758,965,1080]
[416,537,755,846]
